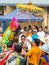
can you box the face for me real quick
[21,37,26,43]
[28,30,32,33]
[34,31,37,34]
[39,41,44,46]
[39,28,42,32]
[33,42,36,46]
[44,28,48,31]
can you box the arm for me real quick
[27,39,33,46]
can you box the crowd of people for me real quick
[0,18,49,65]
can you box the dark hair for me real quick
[34,25,38,31]
[44,26,48,28]
[24,27,27,31]
[28,25,31,28]
[34,38,40,46]
[14,44,22,53]
[21,35,26,39]
[28,25,32,30]
[18,25,21,29]
[7,41,13,48]
[39,26,43,30]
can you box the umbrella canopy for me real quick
[16,2,44,12]
[0,9,43,22]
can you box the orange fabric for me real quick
[27,33,32,36]
[27,46,42,65]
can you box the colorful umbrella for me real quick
[16,2,44,12]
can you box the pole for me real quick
[2,21,6,33]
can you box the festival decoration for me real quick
[2,18,19,46]
[16,2,44,12]
[10,18,19,29]
[16,1,44,17]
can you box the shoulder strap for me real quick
[10,54,20,65]
[16,55,24,65]
[16,56,20,65]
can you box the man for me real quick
[37,26,45,38]
[44,26,49,34]
[6,44,26,65]
[26,39,42,65]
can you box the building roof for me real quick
[0,0,49,7]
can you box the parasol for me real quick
[16,1,44,12]
[16,1,44,28]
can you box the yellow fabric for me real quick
[16,4,44,12]
[8,31,14,41]
[2,26,10,39]
[27,46,42,65]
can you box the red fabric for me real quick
[46,63,49,65]
[11,44,14,50]
[0,51,11,65]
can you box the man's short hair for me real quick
[7,41,13,48]
[34,38,40,46]
[14,44,22,53]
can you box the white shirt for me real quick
[45,35,49,44]
[37,31,45,38]
[26,36,32,50]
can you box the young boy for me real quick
[26,38,42,65]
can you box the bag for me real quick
[6,53,26,65]
[8,55,20,65]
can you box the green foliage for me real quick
[0,7,4,10]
